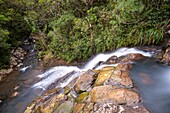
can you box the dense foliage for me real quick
[0,0,170,68]
[48,0,170,62]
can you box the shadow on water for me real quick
[130,58,170,113]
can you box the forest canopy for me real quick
[0,0,170,68]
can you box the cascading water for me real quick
[1,47,170,113]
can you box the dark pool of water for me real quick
[131,58,170,113]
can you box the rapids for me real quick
[0,47,170,113]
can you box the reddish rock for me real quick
[117,63,133,71]
[90,85,139,105]
[74,70,96,93]
[121,54,144,63]
[109,69,133,88]
[120,71,133,87]
[73,103,85,113]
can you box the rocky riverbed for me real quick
[21,47,170,113]
[1,45,170,113]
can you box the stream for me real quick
[0,47,170,113]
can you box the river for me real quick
[0,47,170,113]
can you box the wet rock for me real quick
[106,56,119,64]
[109,70,133,88]
[24,88,65,113]
[53,101,73,113]
[117,63,133,71]
[94,102,118,113]
[83,103,94,113]
[152,49,164,59]
[23,79,34,85]
[90,85,139,105]
[121,54,144,63]
[67,90,77,102]
[162,47,170,64]
[73,103,85,113]
[14,86,20,90]
[95,66,114,86]
[10,91,20,98]
[74,70,96,93]
[77,92,89,102]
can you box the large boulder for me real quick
[90,85,139,105]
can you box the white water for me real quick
[83,47,151,70]
[32,66,81,89]
[0,47,154,113]
[31,47,152,90]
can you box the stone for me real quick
[109,70,133,88]
[83,103,94,113]
[23,79,34,85]
[24,89,65,113]
[121,54,144,63]
[10,91,20,98]
[73,103,85,113]
[106,56,119,64]
[14,86,20,90]
[74,70,96,93]
[162,47,170,64]
[77,92,89,102]
[117,63,132,71]
[53,101,73,113]
[121,105,150,113]
[152,49,163,59]
[95,67,114,86]
[10,57,18,66]
[90,85,139,105]
[94,102,118,113]
[0,68,13,75]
